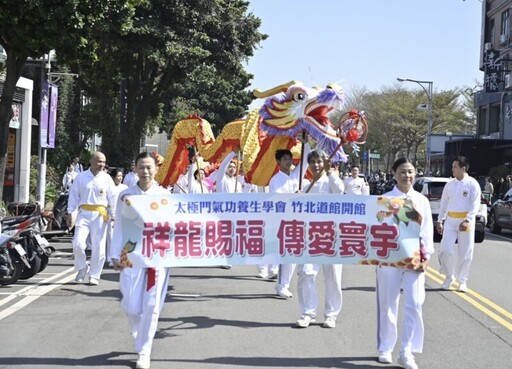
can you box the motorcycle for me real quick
[0,216,33,285]
[0,203,54,285]
[41,190,72,239]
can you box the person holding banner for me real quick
[269,140,310,297]
[376,157,433,369]
[216,151,244,193]
[111,152,171,369]
[67,152,116,286]
[295,149,344,328]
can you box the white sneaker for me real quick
[398,352,418,369]
[256,272,268,279]
[275,285,293,298]
[441,275,454,290]
[378,351,392,364]
[135,353,151,369]
[296,315,316,328]
[267,272,278,280]
[458,282,468,293]
[322,316,336,328]
[88,277,99,286]
[75,265,89,283]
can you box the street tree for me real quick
[361,85,471,172]
[69,0,266,168]
[0,0,138,200]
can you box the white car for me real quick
[412,177,487,243]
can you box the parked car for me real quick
[412,177,487,243]
[487,188,512,234]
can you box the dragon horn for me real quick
[253,80,300,98]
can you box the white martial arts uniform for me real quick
[268,144,311,287]
[187,163,211,194]
[68,169,116,279]
[111,182,171,358]
[215,152,243,193]
[344,175,369,195]
[376,186,434,355]
[123,171,139,188]
[106,183,128,263]
[298,171,344,319]
[438,175,481,284]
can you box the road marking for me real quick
[0,267,75,308]
[0,272,76,321]
[426,267,512,331]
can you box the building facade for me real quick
[476,0,512,167]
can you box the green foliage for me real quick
[348,84,474,171]
[66,0,266,168]
[29,156,60,204]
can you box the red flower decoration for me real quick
[345,128,361,142]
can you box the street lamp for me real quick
[397,77,434,175]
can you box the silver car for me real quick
[487,188,512,234]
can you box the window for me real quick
[501,9,510,37]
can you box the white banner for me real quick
[117,193,424,269]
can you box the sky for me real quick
[245,0,484,109]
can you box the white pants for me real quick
[257,264,278,276]
[439,216,475,283]
[277,264,296,288]
[376,266,425,354]
[73,209,108,279]
[106,222,113,262]
[297,264,342,318]
[120,267,171,356]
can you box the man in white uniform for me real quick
[111,152,171,369]
[268,141,310,297]
[67,152,116,285]
[437,156,481,293]
[216,151,243,193]
[296,149,344,328]
[123,161,139,187]
[344,165,369,195]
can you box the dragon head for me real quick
[256,81,347,162]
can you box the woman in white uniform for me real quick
[111,152,171,369]
[375,157,433,369]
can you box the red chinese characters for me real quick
[205,220,234,256]
[308,221,336,256]
[339,221,368,257]
[142,222,172,258]
[235,220,265,255]
[277,220,306,256]
[369,223,399,257]
[174,221,202,257]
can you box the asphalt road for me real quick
[0,231,511,369]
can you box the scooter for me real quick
[41,191,72,239]
[0,216,33,285]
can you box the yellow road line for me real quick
[426,268,512,331]
[428,267,512,321]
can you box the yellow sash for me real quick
[447,211,468,219]
[80,204,108,221]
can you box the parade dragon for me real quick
[155,81,368,187]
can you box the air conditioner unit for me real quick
[505,74,512,88]
[485,42,492,51]
[500,34,509,45]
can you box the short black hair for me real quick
[391,157,413,172]
[275,149,293,161]
[135,152,156,165]
[454,156,469,170]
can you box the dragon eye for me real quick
[293,92,305,102]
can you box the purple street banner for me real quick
[118,193,425,269]
[40,81,49,148]
[48,83,58,148]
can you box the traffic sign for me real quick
[369,153,380,159]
